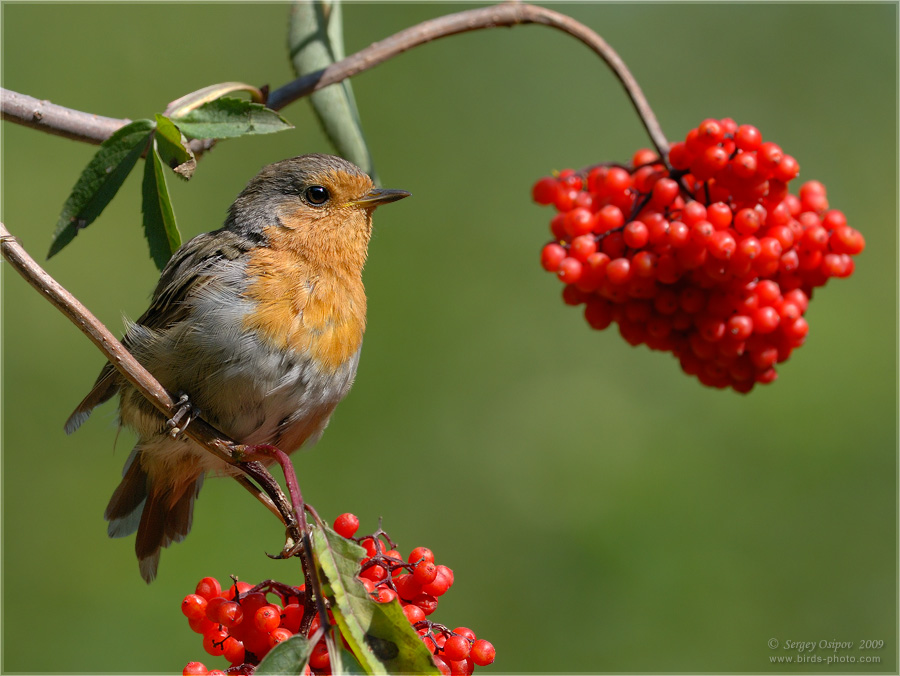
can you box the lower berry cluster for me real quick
[533,118,865,391]
[180,513,495,676]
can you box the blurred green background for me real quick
[2,3,896,674]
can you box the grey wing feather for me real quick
[63,229,258,432]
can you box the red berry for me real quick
[422,566,453,596]
[570,234,598,262]
[195,577,222,601]
[408,546,435,565]
[706,202,733,230]
[606,257,632,285]
[471,639,496,666]
[309,641,331,670]
[443,635,471,662]
[402,603,426,624]
[182,594,208,621]
[433,656,452,676]
[222,636,245,665]
[726,315,754,340]
[280,603,303,633]
[733,208,761,235]
[541,243,566,272]
[708,230,736,260]
[557,257,583,284]
[255,605,281,634]
[374,587,399,604]
[532,177,559,205]
[595,205,625,233]
[269,627,293,648]
[410,560,436,587]
[735,124,762,151]
[623,221,649,249]
[650,177,680,207]
[183,662,209,676]
[203,629,229,657]
[333,513,360,538]
[752,306,780,334]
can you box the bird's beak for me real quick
[351,188,411,209]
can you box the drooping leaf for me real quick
[170,97,292,139]
[48,119,155,258]
[164,82,267,118]
[141,143,182,270]
[289,0,378,182]
[311,524,439,675]
[154,114,196,179]
[254,633,314,676]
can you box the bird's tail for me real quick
[105,447,203,583]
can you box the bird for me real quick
[64,153,409,582]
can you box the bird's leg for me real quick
[165,392,199,438]
[235,443,307,557]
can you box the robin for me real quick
[64,153,409,582]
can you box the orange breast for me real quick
[241,231,366,373]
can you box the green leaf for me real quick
[48,119,155,258]
[154,114,196,179]
[141,143,182,270]
[337,647,366,674]
[254,633,314,675]
[289,0,378,182]
[170,97,292,139]
[164,81,267,118]
[311,524,439,675]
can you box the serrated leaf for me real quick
[289,0,377,182]
[254,633,314,675]
[154,114,196,179]
[170,97,292,139]
[311,524,439,675]
[49,119,155,258]
[141,144,182,270]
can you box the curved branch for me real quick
[2,4,668,157]
[268,3,669,156]
[0,221,297,535]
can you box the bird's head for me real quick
[227,154,409,272]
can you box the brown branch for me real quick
[0,88,216,154]
[1,4,669,158]
[1,88,127,145]
[268,3,669,157]
[0,221,299,538]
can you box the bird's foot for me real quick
[166,392,199,438]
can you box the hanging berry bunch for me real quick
[180,513,495,676]
[532,118,865,392]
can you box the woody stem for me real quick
[2,3,668,158]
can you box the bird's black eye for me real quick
[305,185,330,205]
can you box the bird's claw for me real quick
[267,530,305,560]
[166,393,199,438]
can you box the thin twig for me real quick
[1,4,669,158]
[268,3,669,157]
[0,222,299,539]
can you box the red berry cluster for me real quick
[532,118,865,391]
[181,514,495,676]
[335,513,496,676]
[181,576,308,676]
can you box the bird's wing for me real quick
[64,229,258,434]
